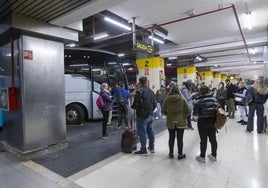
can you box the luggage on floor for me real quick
[121,109,137,153]
[121,128,137,153]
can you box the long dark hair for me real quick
[199,85,210,95]
[169,85,182,97]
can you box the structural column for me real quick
[177,66,196,85]
[136,57,165,92]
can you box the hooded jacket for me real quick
[161,93,191,129]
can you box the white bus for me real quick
[64,48,129,125]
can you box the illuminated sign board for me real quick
[136,41,153,53]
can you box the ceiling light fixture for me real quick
[246,12,253,30]
[104,17,131,31]
[94,34,108,40]
[168,57,177,60]
[149,36,164,44]
[66,43,76,47]
[249,48,256,54]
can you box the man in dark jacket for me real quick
[225,79,237,118]
[131,76,157,155]
[193,85,221,163]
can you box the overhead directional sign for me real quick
[136,41,153,53]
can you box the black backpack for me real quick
[253,90,267,104]
[117,89,127,106]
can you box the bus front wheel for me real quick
[66,104,85,125]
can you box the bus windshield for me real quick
[64,48,128,92]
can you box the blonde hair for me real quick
[101,83,108,90]
[254,76,268,95]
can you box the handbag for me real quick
[234,96,245,105]
[234,96,242,102]
[215,108,227,131]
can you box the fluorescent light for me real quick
[66,43,76,47]
[149,36,164,44]
[104,17,131,31]
[108,62,117,65]
[249,48,256,54]
[246,12,253,30]
[70,64,89,67]
[168,57,177,60]
[118,53,125,57]
[94,34,108,40]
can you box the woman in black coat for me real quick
[193,85,220,163]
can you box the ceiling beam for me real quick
[49,0,127,27]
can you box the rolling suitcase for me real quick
[121,109,137,153]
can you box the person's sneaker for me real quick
[195,155,206,163]
[207,154,217,161]
[241,121,247,125]
[178,154,186,160]
[134,150,148,155]
[102,135,110,140]
[189,127,194,130]
[237,120,243,123]
[155,117,159,120]
[161,116,165,119]
[147,147,155,153]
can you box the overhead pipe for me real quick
[157,4,251,61]
[97,4,251,61]
[132,17,136,49]
[231,3,251,61]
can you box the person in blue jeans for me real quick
[131,76,157,155]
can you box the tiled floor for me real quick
[0,114,268,188]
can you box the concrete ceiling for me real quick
[1,0,268,79]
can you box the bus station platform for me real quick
[0,115,268,188]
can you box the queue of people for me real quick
[99,76,267,163]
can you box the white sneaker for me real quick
[161,116,165,119]
[195,155,206,163]
[207,154,217,161]
[155,117,159,120]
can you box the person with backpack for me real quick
[100,83,113,139]
[115,83,130,129]
[161,84,191,160]
[193,85,221,163]
[131,76,157,155]
[155,85,168,120]
[245,76,268,133]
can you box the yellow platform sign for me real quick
[136,57,164,69]
[177,67,196,74]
